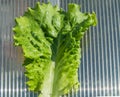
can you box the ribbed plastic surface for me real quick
[0,0,120,97]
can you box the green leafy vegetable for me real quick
[13,2,97,97]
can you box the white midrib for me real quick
[38,61,55,97]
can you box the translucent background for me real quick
[0,0,120,97]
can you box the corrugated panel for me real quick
[0,0,120,97]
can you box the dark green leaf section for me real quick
[13,2,97,97]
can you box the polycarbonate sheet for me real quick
[0,0,120,97]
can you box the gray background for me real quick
[0,0,120,97]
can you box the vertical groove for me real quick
[117,0,120,95]
[20,71,22,97]
[109,0,114,96]
[0,0,2,96]
[106,0,112,96]
[105,0,113,95]
[12,71,15,97]
[0,5,1,95]
[103,0,109,95]
[109,0,116,96]
[6,0,9,96]
[2,0,4,94]
[0,1,4,97]
[101,0,106,95]
[4,0,7,97]
[113,0,119,94]
[100,0,105,96]
[113,0,120,95]
[9,0,13,96]
[12,0,14,96]
[16,71,18,97]
[97,0,102,96]
[90,0,94,96]
[93,0,98,96]
[115,0,120,95]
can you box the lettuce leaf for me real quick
[13,2,97,97]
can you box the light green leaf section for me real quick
[13,2,97,97]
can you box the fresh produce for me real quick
[13,2,97,97]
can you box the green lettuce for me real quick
[13,2,97,97]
